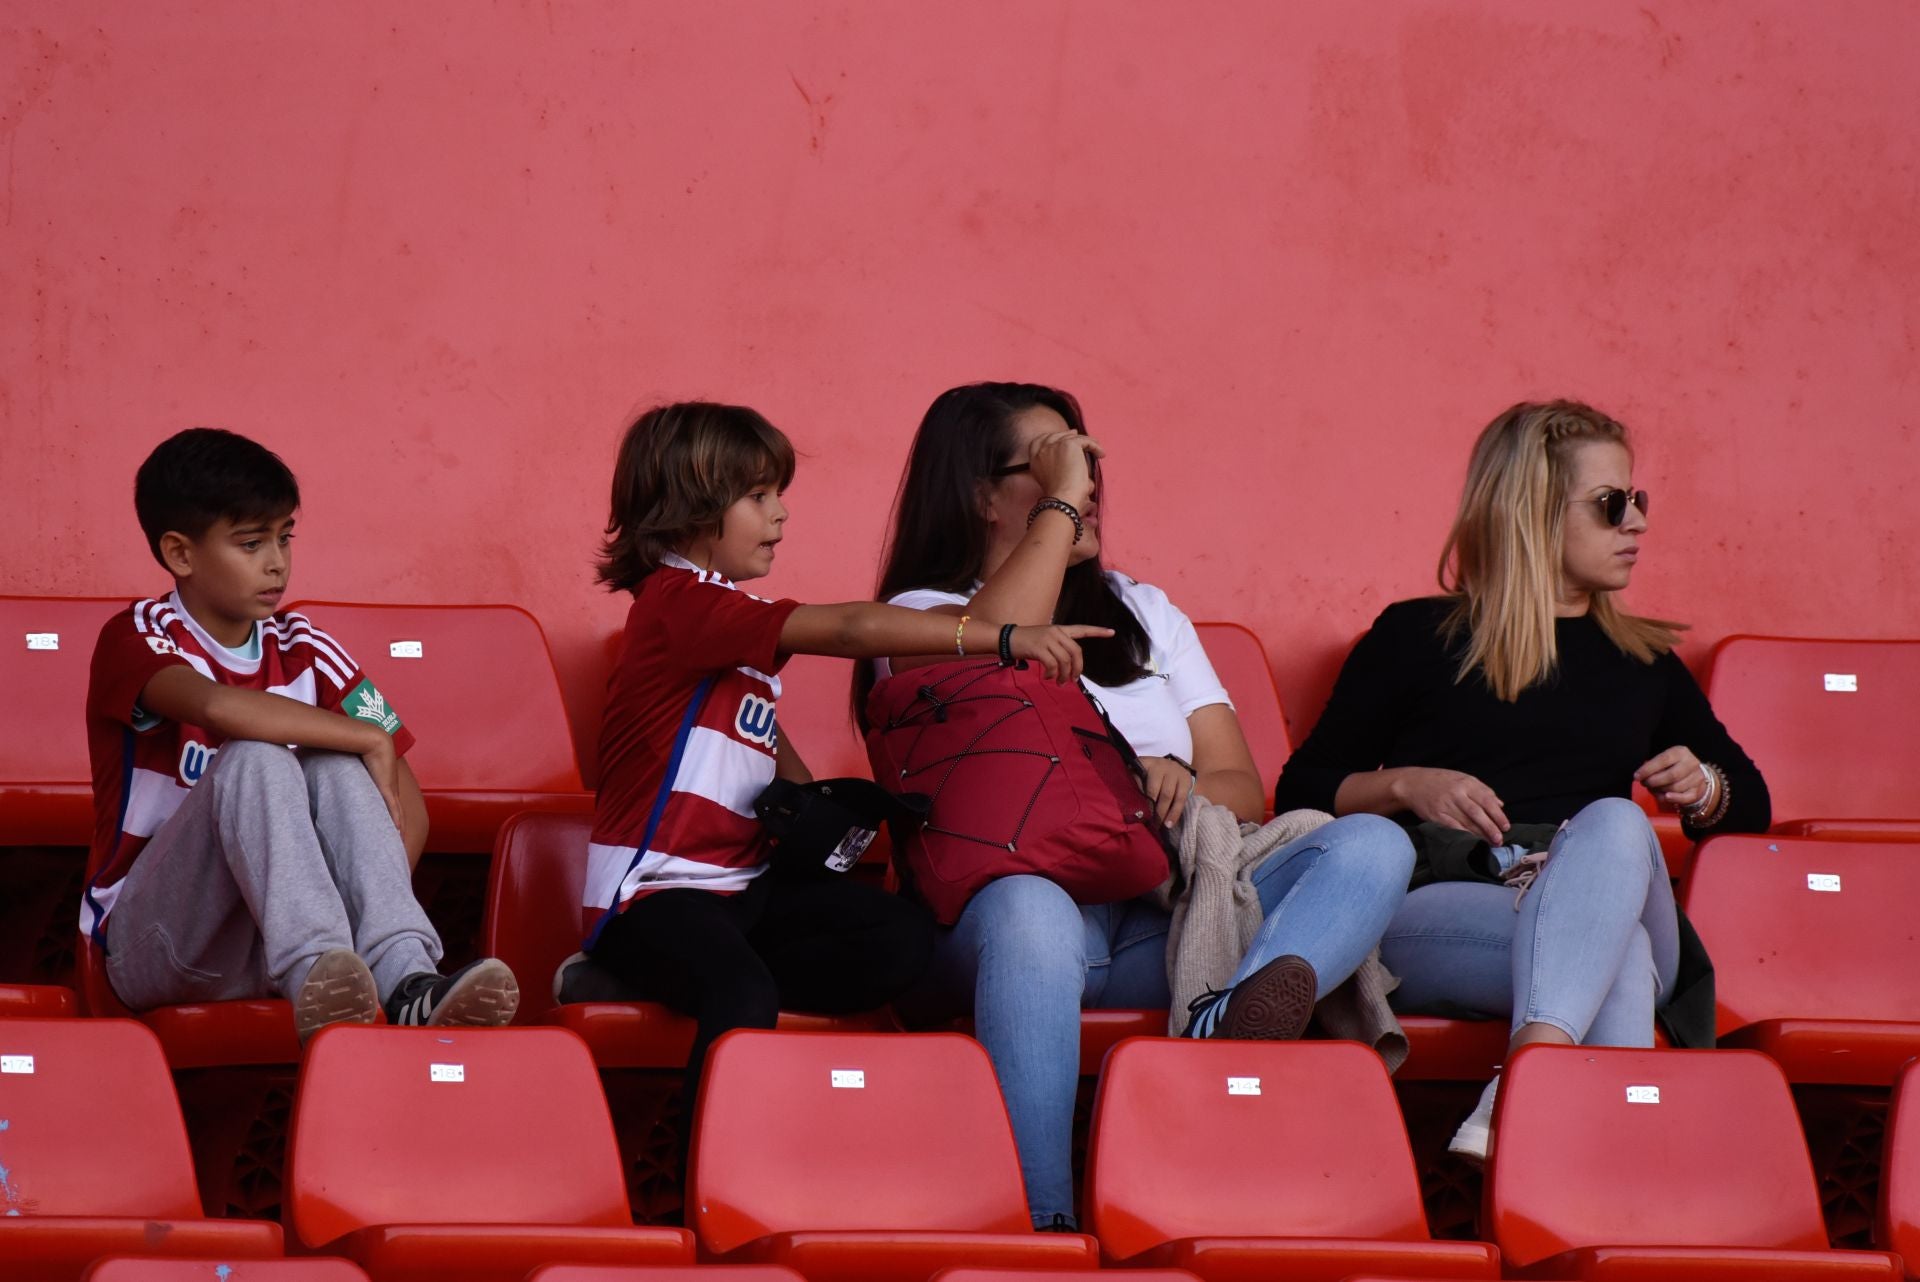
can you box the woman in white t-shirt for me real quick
[855,381,1414,1229]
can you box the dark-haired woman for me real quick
[860,382,1414,1229]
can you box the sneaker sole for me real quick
[1448,1119,1491,1168]
[293,949,380,1044]
[1217,953,1318,1040]
[426,958,520,1027]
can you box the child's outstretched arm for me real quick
[779,604,1109,683]
[140,666,415,844]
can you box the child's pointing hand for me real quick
[1008,624,1113,683]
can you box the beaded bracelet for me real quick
[955,614,970,656]
[1027,497,1084,544]
[1682,762,1732,829]
[998,623,1016,664]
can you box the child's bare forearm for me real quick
[141,667,387,755]
[781,602,1005,660]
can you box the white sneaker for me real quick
[1448,1075,1500,1167]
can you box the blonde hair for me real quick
[1438,400,1683,701]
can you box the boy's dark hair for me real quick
[134,428,302,568]
[597,401,798,592]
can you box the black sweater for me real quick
[1274,597,1770,837]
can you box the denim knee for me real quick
[964,875,1090,993]
[1316,813,1416,896]
[1567,797,1656,846]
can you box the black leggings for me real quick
[589,868,934,1094]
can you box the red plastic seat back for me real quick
[288,602,586,846]
[0,595,127,844]
[0,985,76,1018]
[1085,1038,1431,1258]
[481,808,595,1024]
[527,1269,804,1282]
[85,1260,370,1282]
[1488,1045,1828,1268]
[0,1017,204,1217]
[1706,635,1920,824]
[1682,835,1920,1033]
[1193,623,1292,786]
[286,1025,630,1248]
[690,1030,1032,1253]
[1880,1059,1920,1268]
[768,653,871,780]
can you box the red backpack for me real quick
[864,659,1178,925]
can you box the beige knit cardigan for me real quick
[1148,797,1409,1071]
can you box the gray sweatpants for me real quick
[104,739,442,1010]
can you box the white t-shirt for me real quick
[880,573,1232,760]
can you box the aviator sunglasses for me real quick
[1581,487,1649,527]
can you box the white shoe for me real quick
[1448,1075,1499,1167]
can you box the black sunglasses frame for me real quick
[1587,487,1650,527]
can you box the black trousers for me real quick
[589,866,934,1096]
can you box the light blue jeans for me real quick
[900,812,1413,1225]
[1380,796,1680,1046]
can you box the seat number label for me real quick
[831,1069,865,1088]
[1626,1085,1660,1104]
[1823,673,1858,692]
[1,1055,34,1074]
[390,640,424,658]
[25,633,58,651]
[1227,1077,1262,1096]
[429,1063,465,1083]
[1807,873,1842,892]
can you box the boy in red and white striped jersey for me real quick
[83,428,518,1040]
[567,401,1106,1108]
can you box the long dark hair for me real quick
[853,382,1152,728]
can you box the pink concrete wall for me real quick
[5,1,1917,781]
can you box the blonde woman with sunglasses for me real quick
[1274,399,1769,1165]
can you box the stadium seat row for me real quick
[3,1016,1920,1282]
[8,595,1920,854]
[57,802,1920,1090]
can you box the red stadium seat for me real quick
[1192,622,1293,787]
[0,984,76,1017]
[76,927,303,1068]
[0,595,127,846]
[526,1268,806,1282]
[1395,1017,1509,1083]
[1681,834,1920,1085]
[932,1273,1200,1282]
[481,809,896,1067]
[1878,1058,1920,1279]
[286,1024,691,1282]
[1083,1038,1498,1281]
[772,652,874,781]
[0,1018,282,1282]
[689,1029,1099,1281]
[1630,781,1696,880]
[1487,1044,1901,1279]
[85,1261,369,1282]
[1705,635,1920,837]
[288,602,590,852]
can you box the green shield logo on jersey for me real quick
[346,678,403,735]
